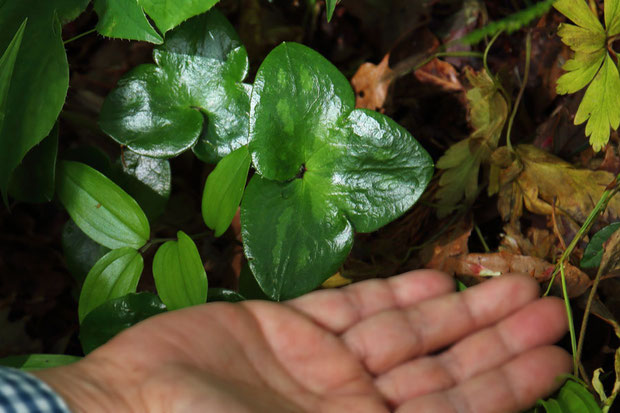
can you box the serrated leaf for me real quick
[556,49,606,94]
[62,219,110,284]
[8,123,58,203]
[153,231,208,310]
[244,42,432,300]
[139,0,220,34]
[93,0,163,44]
[0,0,90,202]
[0,354,82,371]
[326,0,338,22]
[574,54,620,151]
[436,68,508,216]
[99,10,251,163]
[202,145,250,237]
[581,222,620,268]
[554,0,605,32]
[80,292,166,354]
[207,288,246,303]
[115,150,171,220]
[78,248,144,323]
[56,161,150,249]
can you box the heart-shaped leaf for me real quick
[243,42,433,300]
[0,354,82,371]
[99,10,251,163]
[153,231,208,310]
[79,248,144,323]
[202,145,250,236]
[56,161,150,250]
[0,0,89,201]
[80,292,167,354]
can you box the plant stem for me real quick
[560,262,578,374]
[505,31,532,151]
[482,31,512,110]
[474,223,491,252]
[63,28,97,45]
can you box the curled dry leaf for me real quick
[414,58,463,92]
[350,53,394,111]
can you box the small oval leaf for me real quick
[207,288,246,303]
[582,222,620,268]
[202,145,250,237]
[78,248,144,323]
[0,354,82,371]
[56,161,150,249]
[153,231,208,310]
[80,292,167,354]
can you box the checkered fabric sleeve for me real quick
[0,367,71,413]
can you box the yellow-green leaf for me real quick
[606,0,620,36]
[554,0,605,32]
[556,49,606,94]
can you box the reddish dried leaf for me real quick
[414,58,463,92]
[351,53,394,110]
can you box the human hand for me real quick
[34,270,570,412]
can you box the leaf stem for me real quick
[63,28,97,45]
[505,31,532,152]
[560,262,578,374]
[474,223,491,252]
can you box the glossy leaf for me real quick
[99,10,251,163]
[78,248,144,323]
[93,0,163,44]
[139,0,220,34]
[581,222,620,268]
[207,288,246,303]
[0,19,26,147]
[115,150,171,220]
[0,0,89,201]
[202,145,250,236]
[153,231,208,310]
[56,161,150,250]
[238,263,270,300]
[62,219,110,284]
[80,292,167,354]
[537,380,602,412]
[0,354,82,371]
[8,123,58,203]
[244,42,432,300]
[326,0,338,21]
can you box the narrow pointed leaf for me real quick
[0,355,82,371]
[326,0,338,21]
[93,0,163,44]
[56,161,150,249]
[80,292,166,354]
[139,0,220,34]
[202,145,250,237]
[78,248,144,323]
[153,231,208,310]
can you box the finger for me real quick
[395,346,571,413]
[376,297,567,405]
[342,274,540,374]
[286,270,455,333]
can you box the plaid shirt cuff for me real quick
[0,367,71,413]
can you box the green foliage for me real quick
[535,379,602,412]
[207,288,246,302]
[80,293,167,354]
[0,1,89,202]
[99,10,251,163]
[78,248,144,323]
[460,0,556,45]
[581,222,620,268]
[202,145,251,237]
[62,220,110,284]
[326,0,339,22]
[244,42,433,300]
[0,354,82,371]
[554,0,620,151]
[56,161,151,250]
[152,231,208,310]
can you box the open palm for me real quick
[37,270,570,413]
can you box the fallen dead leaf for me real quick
[414,58,463,92]
[351,53,394,111]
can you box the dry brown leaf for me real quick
[351,53,394,111]
[498,145,620,228]
[432,251,591,298]
[414,58,463,92]
[423,217,473,273]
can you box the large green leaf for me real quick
[243,42,432,300]
[8,123,58,203]
[152,231,208,310]
[0,19,26,144]
[0,0,90,201]
[62,219,110,284]
[93,0,163,44]
[0,354,82,371]
[99,10,251,163]
[80,292,166,354]
[56,161,150,250]
[78,248,144,323]
[139,0,220,34]
[202,145,250,236]
[536,380,602,412]
[582,222,620,268]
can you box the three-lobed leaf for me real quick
[80,292,166,354]
[243,42,433,300]
[202,145,251,237]
[99,10,251,163]
[153,231,208,310]
[56,161,150,250]
[78,248,144,323]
